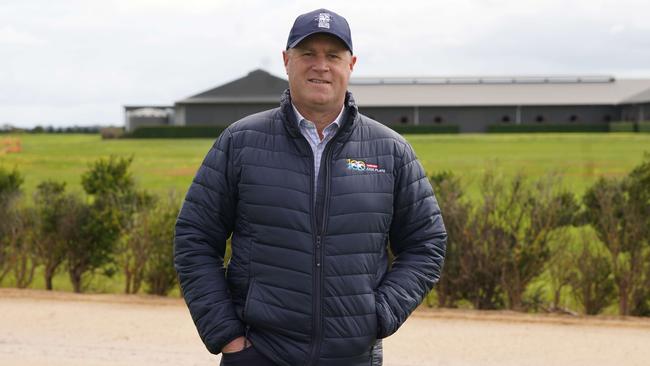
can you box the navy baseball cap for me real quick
[286,9,353,54]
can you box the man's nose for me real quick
[312,55,329,72]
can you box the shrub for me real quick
[81,155,135,198]
[0,167,24,284]
[546,235,574,311]
[430,171,471,307]
[433,170,579,310]
[80,156,156,293]
[582,155,650,315]
[127,124,459,138]
[144,193,181,296]
[487,123,609,133]
[118,194,159,295]
[119,210,152,294]
[609,122,636,132]
[639,122,650,133]
[9,206,37,288]
[0,168,37,289]
[100,127,125,139]
[67,156,143,293]
[389,125,459,134]
[127,126,227,138]
[569,229,616,315]
[65,197,119,293]
[32,181,77,290]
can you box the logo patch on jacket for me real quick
[346,159,386,173]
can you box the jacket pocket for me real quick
[243,278,256,322]
[372,291,379,337]
[242,280,312,340]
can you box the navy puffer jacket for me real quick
[174,90,446,366]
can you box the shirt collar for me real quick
[292,103,345,130]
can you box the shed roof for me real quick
[348,76,650,106]
[623,86,650,104]
[177,69,288,104]
[175,69,650,106]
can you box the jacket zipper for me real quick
[303,138,320,366]
[307,140,335,366]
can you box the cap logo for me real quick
[317,13,331,29]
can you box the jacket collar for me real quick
[279,89,358,141]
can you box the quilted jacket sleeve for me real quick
[174,129,246,354]
[375,142,447,339]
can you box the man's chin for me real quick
[303,96,333,108]
[293,93,343,112]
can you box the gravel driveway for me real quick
[1,289,649,366]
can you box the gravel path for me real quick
[1,289,649,366]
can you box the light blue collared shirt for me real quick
[292,104,345,192]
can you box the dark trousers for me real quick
[220,340,383,366]
[219,345,277,366]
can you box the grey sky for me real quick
[2,0,650,127]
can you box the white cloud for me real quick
[1,0,650,127]
[0,25,44,45]
[609,25,626,34]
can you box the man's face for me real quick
[283,33,356,114]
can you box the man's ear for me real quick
[282,50,290,71]
[349,55,357,72]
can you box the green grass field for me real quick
[2,132,649,198]
[1,132,649,308]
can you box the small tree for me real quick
[68,156,154,293]
[430,171,471,308]
[9,206,37,288]
[501,176,578,310]
[0,167,24,284]
[119,192,157,294]
[459,172,510,309]
[546,232,574,311]
[461,172,577,310]
[32,181,73,290]
[119,217,150,294]
[569,229,616,315]
[66,199,119,293]
[144,193,180,296]
[623,155,650,316]
[583,159,650,316]
[66,156,137,293]
[81,155,135,199]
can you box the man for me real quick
[174,8,446,366]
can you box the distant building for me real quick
[124,106,174,132]
[125,69,650,133]
[350,75,650,132]
[173,69,287,129]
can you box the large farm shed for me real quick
[125,69,650,133]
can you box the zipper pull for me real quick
[244,325,251,348]
[315,236,322,267]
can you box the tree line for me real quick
[432,154,650,316]
[0,156,178,295]
[1,154,649,317]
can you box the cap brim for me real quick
[287,30,352,54]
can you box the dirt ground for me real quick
[1,288,649,366]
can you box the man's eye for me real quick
[328,54,340,59]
